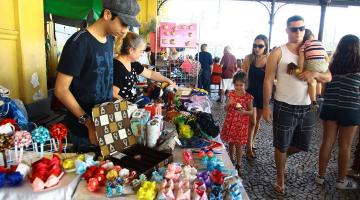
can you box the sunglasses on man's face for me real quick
[289,26,305,33]
[253,44,265,49]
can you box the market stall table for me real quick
[72,143,250,200]
[0,151,81,200]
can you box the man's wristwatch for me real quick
[78,113,90,124]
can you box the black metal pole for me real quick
[318,0,331,41]
[268,0,275,48]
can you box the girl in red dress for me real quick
[221,71,254,173]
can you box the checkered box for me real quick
[92,101,137,157]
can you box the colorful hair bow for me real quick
[210,184,223,200]
[182,149,194,166]
[31,126,50,157]
[202,155,218,171]
[0,171,23,188]
[0,133,14,152]
[210,169,224,185]
[224,176,242,200]
[181,165,197,182]
[82,166,106,192]
[0,118,20,131]
[196,171,211,188]
[165,163,182,181]
[157,187,175,200]
[75,154,100,175]
[193,180,208,200]
[174,180,191,200]
[0,123,15,134]
[30,155,63,191]
[100,160,114,170]
[13,131,31,163]
[137,181,156,200]
[150,170,164,183]
[106,180,124,197]
[49,123,67,152]
[132,173,147,191]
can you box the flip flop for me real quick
[347,169,360,180]
[274,184,285,194]
[235,164,242,177]
[246,155,257,161]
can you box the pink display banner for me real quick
[159,22,198,48]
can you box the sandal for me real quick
[246,155,257,161]
[347,169,360,180]
[274,184,285,194]
[235,164,241,177]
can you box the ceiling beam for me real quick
[233,0,360,7]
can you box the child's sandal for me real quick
[274,184,285,194]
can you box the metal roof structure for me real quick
[158,0,360,46]
[246,0,360,7]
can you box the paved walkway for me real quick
[211,101,360,199]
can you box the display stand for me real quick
[154,20,201,87]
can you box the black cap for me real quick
[103,0,141,27]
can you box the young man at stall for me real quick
[55,0,140,154]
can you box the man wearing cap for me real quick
[55,0,141,154]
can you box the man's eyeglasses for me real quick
[253,44,265,49]
[289,26,305,33]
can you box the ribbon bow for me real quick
[75,154,99,175]
[30,155,63,191]
[137,181,156,200]
[182,149,193,166]
[31,126,50,157]
[181,165,197,182]
[0,171,23,188]
[49,123,67,152]
[202,155,218,171]
[0,134,14,152]
[0,118,20,131]
[132,173,147,191]
[210,184,224,200]
[193,180,208,200]
[196,171,211,188]
[210,169,224,185]
[13,131,32,163]
[165,163,182,181]
[106,181,124,197]
[174,180,191,199]
[223,176,242,199]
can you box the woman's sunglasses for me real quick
[253,44,265,49]
[289,26,305,33]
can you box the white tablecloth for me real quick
[72,145,250,200]
[0,174,81,200]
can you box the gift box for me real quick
[92,101,172,177]
[92,101,137,156]
[130,109,151,145]
[110,144,173,177]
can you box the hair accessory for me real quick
[31,126,50,157]
[193,180,207,200]
[137,181,156,200]
[49,123,67,152]
[224,176,242,200]
[196,171,211,188]
[0,118,20,131]
[181,165,197,182]
[13,131,31,163]
[30,155,63,191]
